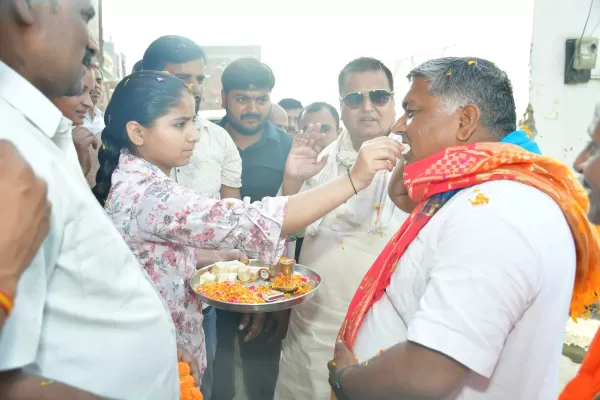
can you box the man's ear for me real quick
[14,0,35,25]
[456,104,480,142]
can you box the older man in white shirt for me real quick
[0,1,185,399]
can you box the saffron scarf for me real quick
[337,142,600,349]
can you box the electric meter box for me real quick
[574,37,598,70]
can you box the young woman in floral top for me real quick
[91,71,403,386]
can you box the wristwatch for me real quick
[331,367,352,400]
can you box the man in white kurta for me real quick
[275,58,408,400]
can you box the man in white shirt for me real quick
[327,57,581,400]
[141,35,243,400]
[142,35,242,200]
[0,1,186,398]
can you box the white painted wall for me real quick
[531,0,600,166]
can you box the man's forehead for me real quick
[402,77,435,107]
[301,109,335,123]
[230,89,271,97]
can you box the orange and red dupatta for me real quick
[338,142,600,350]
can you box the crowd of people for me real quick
[2,1,600,400]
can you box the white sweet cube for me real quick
[238,266,251,282]
[213,262,230,277]
[200,272,216,285]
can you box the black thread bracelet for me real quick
[346,167,358,195]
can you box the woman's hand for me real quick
[177,346,201,385]
[350,137,404,192]
[220,249,249,263]
[196,249,249,269]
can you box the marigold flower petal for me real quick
[178,362,191,377]
[180,374,195,390]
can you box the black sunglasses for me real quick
[340,89,394,109]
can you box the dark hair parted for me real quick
[299,102,340,130]
[92,71,190,205]
[338,57,394,96]
[221,58,275,93]
[278,98,303,110]
[142,35,206,71]
[407,57,516,137]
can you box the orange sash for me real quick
[338,142,600,349]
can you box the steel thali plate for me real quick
[190,259,322,313]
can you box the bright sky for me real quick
[102,0,535,116]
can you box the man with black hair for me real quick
[142,36,242,201]
[298,102,342,147]
[142,35,243,400]
[214,57,292,400]
[278,97,303,135]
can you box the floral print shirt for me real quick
[104,153,287,383]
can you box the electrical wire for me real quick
[566,0,596,83]
[590,17,600,36]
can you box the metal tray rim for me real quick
[190,260,322,313]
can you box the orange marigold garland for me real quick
[194,275,313,303]
[178,362,203,400]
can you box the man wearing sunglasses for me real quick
[275,57,408,400]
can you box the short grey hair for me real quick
[407,57,517,138]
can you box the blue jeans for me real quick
[201,306,217,400]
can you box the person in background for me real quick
[275,58,408,400]
[84,63,105,135]
[51,65,99,185]
[83,63,105,187]
[52,65,95,127]
[0,0,200,398]
[132,59,144,73]
[141,35,243,400]
[284,101,344,262]
[270,103,289,132]
[278,97,303,135]
[298,102,342,148]
[560,102,600,400]
[94,71,402,400]
[327,57,599,400]
[215,57,292,400]
[0,140,51,330]
[143,35,242,200]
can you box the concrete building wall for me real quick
[530,0,600,166]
